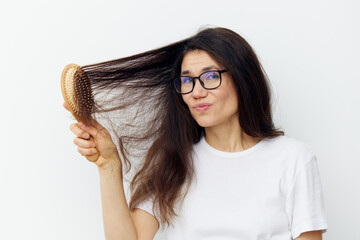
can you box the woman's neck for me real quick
[204,116,262,152]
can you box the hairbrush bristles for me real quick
[61,63,94,126]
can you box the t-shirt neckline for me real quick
[200,135,268,158]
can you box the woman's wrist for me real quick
[97,156,123,175]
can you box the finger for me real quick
[74,137,96,148]
[89,117,105,130]
[77,147,98,156]
[63,102,70,111]
[78,120,105,137]
[70,123,91,139]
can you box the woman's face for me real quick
[181,49,239,128]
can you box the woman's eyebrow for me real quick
[181,65,219,75]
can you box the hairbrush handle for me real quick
[61,63,100,162]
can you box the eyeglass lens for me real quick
[175,71,221,93]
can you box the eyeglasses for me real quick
[173,70,227,94]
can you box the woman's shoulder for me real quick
[192,134,316,163]
[270,134,313,149]
[271,135,315,155]
[267,135,317,170]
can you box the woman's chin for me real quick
[194,119,216,128]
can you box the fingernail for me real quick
[79,122,86,128]
[83,133,89,139]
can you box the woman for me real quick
[64,27,328,239]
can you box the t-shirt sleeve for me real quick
[134,197,159,222]
[285,155,329,239]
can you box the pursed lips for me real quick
[193,103,212,112]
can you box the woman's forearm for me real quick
[98,161,137,240]
[295,230,323,240]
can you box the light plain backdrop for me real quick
[0,0,359,239]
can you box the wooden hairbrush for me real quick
[61,63,100,161]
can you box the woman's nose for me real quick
[191,79,207,98]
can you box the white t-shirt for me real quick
[135,135,328,239]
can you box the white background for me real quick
[0,0,359,239]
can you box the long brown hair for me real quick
[81,27,284,230]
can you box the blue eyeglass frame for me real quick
[174,70,227,94]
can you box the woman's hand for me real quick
[63,102,122,170]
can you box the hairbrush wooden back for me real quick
[61,63,99,161]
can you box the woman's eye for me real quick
[181,77,192,84]
[204,72,219,80]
